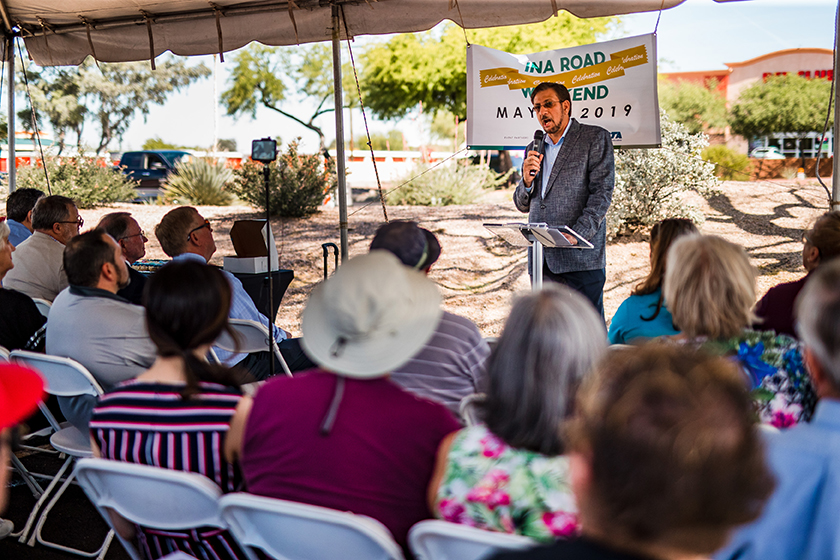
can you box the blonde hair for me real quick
[155,206,199,257]
[664,235,756,339]
[0,220,9,249]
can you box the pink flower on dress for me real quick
[771,410,797,429]
[480,433,506,458]
[466,470,511,510]
[438,499,467,523]
[542,511,578,537]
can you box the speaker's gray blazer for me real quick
[513,118,615,274]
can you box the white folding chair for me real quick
[408,520,536,560]
[75,458,235,560]
[10,350,113,559]
[459,393,486,427]
[0,344,10,362]
[211,318,293,377]
[31,298,52,318]
[219,492,405,560]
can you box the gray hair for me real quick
[481,284,607,455]
[31,195,75,231]
[796,259,840,388]
[0,220,9,249]
[97,212,134,240]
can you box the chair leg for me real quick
[10,454,44,499]
[29,467,114,558]
[273,344,293,377]
[17,455,73,544]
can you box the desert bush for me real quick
[702,144,752,181]
[162,158,234,206]
[230,140,335,218]
[16,154,138,208]
[387,161,511,206]
[609,111,720,238]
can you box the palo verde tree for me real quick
[658,78,728,135]
[20,56,210,153]
[730,73,833,155]
[222,43,358,156]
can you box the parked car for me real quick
[118,150,191,189]
[749,146,786,159]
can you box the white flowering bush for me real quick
[609,111,720,238]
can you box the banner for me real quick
[466,34,661,150]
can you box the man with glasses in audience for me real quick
[155,206,314,380]
[97,212,149,305]
[3,195,82,301]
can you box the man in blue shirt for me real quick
[716,259,840,560]
[154,207,314,380]
[4,188,44,247]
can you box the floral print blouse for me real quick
[433,424,577,543]
[682,329,816,428]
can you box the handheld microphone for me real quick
[529,129,545,177]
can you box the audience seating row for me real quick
[75,457,535,560]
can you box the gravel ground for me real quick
[78,178,832,337]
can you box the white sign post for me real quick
[467,34,661,150]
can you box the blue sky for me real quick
[106,0,838,153]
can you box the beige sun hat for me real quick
[301,250,442,378]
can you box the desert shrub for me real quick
[387,161,511,206]
[702,144,752,181]
[162,158,234,206]
[15,154,138,208]
[609,111,720,238]
[230,140,335,218]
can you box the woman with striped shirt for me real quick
[90,260,248,560]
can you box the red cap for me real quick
[0,364,45,431]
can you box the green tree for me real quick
[730,74,833,141]
[658,78,728,134]
[20,57,209,153]
[359,16,614,121]
[222,43,357,155]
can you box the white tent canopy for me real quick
[3,1,687,66]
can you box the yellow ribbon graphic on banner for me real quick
[480,44,648,90]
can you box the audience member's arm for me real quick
[227,273,287,341]
[426,431,458,512]
[225,395,254,464]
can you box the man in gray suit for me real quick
[514,82,615,316]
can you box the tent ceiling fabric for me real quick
[3,0,686,67]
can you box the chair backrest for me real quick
[215,319,272,354]
[31,298,52,318]
[11,350,103,397]
[408,520,536,560]
[219,493,405,560]
[0,345,9,363]
[459,393,486,427]
[75,458,227,532]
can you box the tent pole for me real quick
[833,0,840,211]
[332,4,349,263]
[7,36,14,192]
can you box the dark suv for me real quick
[119,150,191,189]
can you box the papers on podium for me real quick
[484,222,594,249]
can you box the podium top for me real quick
[484,222,594,249]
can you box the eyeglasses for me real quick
[58,216,84,228]
[187,219,211,241]
[532,99,563,112]
[120,230,147,241]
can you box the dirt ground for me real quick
[79,178,832,337]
